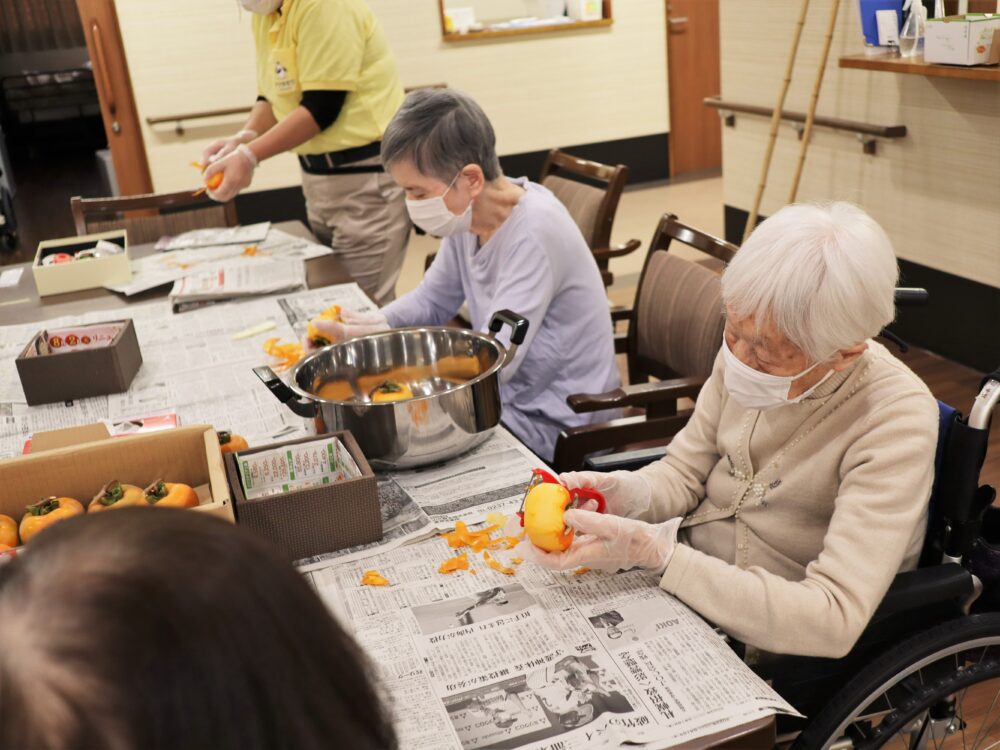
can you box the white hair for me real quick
[721,202,899,361]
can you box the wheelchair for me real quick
[579,294,1000,749]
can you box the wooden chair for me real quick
[423,149,640,286]
[70,190,238,244]
[551,214,739,472]
[538,149,641,287]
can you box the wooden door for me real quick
[666,0,722,177]
[76,0,153,196]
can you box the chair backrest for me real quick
[627,214,739,383]
[70,190,238,245]
[539,149,628,252]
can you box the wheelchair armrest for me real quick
[567,377,705,414]
[585,446,668,472]
[870,564,974,622]
[592,239,642,262]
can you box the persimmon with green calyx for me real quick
[218,431,249,454]
[89,480,148,513]
[20,496,85,543]
[144,480,199,509]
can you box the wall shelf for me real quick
[839,52,1000,82]
[438,0,613,43]
[442,18,612,43]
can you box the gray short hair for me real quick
[381,89,503,182]
[721,202,899,361]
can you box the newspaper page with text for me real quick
[307,533,797,750]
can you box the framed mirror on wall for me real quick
[438,0,612,42]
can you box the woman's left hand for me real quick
[518,510,682,575]
[205,144,257,203]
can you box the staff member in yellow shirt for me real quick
[202,0,410,305]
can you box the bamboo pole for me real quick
[787,0,842,203]
[744,0,811,242]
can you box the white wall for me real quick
[719,0,1000,288]
[115,0,669,194]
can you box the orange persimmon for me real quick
[218,431,249,454]
[190,162,223,194]
[306,305,342,347]
[89,481,148,513]
[20,497,85,543]
[145,480,199,509]
[523,482,576,552]
[0,514,18,548]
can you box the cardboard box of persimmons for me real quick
[0,424,233,555]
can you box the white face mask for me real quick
[722,337,834,411]
[405,172,473,237]
[240,0,281,14]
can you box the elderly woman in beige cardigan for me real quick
[525,202,938,659]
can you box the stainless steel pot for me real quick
[255,311,528,470]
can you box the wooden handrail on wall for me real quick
[704,96,906,155]
[147,84,450,136]
[146,107,253,135]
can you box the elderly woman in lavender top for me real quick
[310,89,619,461]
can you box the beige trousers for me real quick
[300,156,411,306]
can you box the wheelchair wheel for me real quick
[791,613,1000,749]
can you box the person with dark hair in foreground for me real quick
[0,508,396,750]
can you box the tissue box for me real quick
[224,431,382,561]
[15,319,142,406]
[33,229,130,297]
[925,14,1000,64]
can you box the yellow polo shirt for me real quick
[252,0,404,155]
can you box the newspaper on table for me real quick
[307,534,800,750]
[169,258,306,312]
[155,222,271,250]
[108,226,330,296]
[0,282,375,458]
[295,428,546,570]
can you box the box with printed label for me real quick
[224,431,381,561]
[15,319,142,406]
[925,14,1000,65]
[32,229,131,296]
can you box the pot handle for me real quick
[488,310,529,368]
[253,366,318,419]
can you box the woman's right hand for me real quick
[201,129,258,165]
[305,309,391,351]
[558,471,652,519]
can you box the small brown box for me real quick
[224,431,382,562]
[15,319,142,406]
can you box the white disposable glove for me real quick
[204,144,257,203]
[558,471,652,519]
[518,510,682,575]
[201,128,258,165]
[306,308,390,351]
